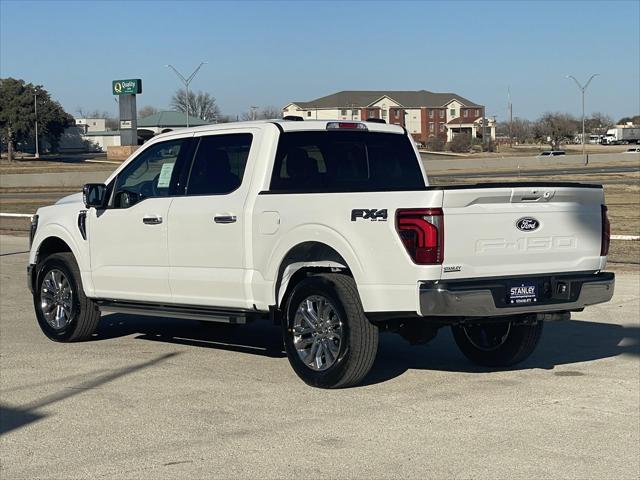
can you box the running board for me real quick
[96,300,260,324]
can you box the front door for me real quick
[168,130,257,308]
[89,137,191,302]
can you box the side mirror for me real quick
[83,183,107,208]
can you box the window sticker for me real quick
[157,162,175,187]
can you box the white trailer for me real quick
[602,126,640,144]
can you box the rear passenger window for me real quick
[270,131,425,192]
[187,133,252,195]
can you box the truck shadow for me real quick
[365,319,640,385]
[95,314,638,385]
[96,314,286,358]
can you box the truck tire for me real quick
[34,252,100,342]
[282,273,378,388]
[451,320,543,367]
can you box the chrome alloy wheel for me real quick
[292,295,343,371]
[463,322,511,352]
[40,269,74,330]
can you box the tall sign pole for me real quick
[566,74,599,164]
[166,62,207,128]
[112,79,142,146]
[34,94,40,159]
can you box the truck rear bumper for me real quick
[419,272,614,317]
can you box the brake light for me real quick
[326,122,368,130]
[601,205,610,256]
[396,208,444,264]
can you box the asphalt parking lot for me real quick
[1,234,638,479]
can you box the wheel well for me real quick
[275,242,352,308]
[37,236,72,263]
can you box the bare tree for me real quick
[75,108,118,130]
[585,112,613,135]
[240,106,281,121]
[258,106,281,119]
[138,105,158,118]
[533,112,578,149]
[170,89,220,122]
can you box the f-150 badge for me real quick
[351,209,388,222]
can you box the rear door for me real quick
[441,184,605,279]
[167,128,259,308]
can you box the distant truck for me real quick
[602,126,640,145]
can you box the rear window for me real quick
[269,131,425,192]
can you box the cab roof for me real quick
[152,119,406,139]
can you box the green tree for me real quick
[617,115,640,125]
[0,78,73,160]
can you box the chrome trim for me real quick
[142,215,163,225]
[419,275,615,317]
[214,215,237,224]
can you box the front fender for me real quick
[30,222,94,297]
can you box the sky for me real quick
[1,0,639,122]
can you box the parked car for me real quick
[538,150,566,157]
[27,119,615,388]
[623,147,640,153]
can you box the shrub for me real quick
[448,134,472,153]
[425,134,446,151]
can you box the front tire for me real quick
[34,252,100,342]
[451,320,543,367]
[282,274,378,388]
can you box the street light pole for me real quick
[34,93,40,159]
[567,74,599,163]
[166,62,207,128]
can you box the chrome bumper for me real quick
[419,272,615,317]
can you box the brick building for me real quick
[283,90,495,144]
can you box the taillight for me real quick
[601,205,610,256]
[396,208,444,264]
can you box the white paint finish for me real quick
[251,189,442,311]
[258,211,280,235]
[441,186,606,279]
[88,197,173,301]
[27,120,615,319]
[167,127,264,308]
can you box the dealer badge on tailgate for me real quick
[509,282,538,304]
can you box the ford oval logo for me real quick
[516,217,540,232]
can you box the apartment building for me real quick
[283,90,495,144]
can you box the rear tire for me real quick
[34,252,100,342]
[282,274,378,388]
[451,320,543,367]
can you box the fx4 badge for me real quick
[351,209,388,222]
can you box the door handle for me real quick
[214,215,237,224]
[142,215,163,225]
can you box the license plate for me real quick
[508,282,538,305]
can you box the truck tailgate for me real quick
[441,183,606,279]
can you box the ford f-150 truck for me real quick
[27,119,615,388]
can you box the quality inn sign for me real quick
[112,79,142,95]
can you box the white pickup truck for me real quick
[27,119,615,388]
